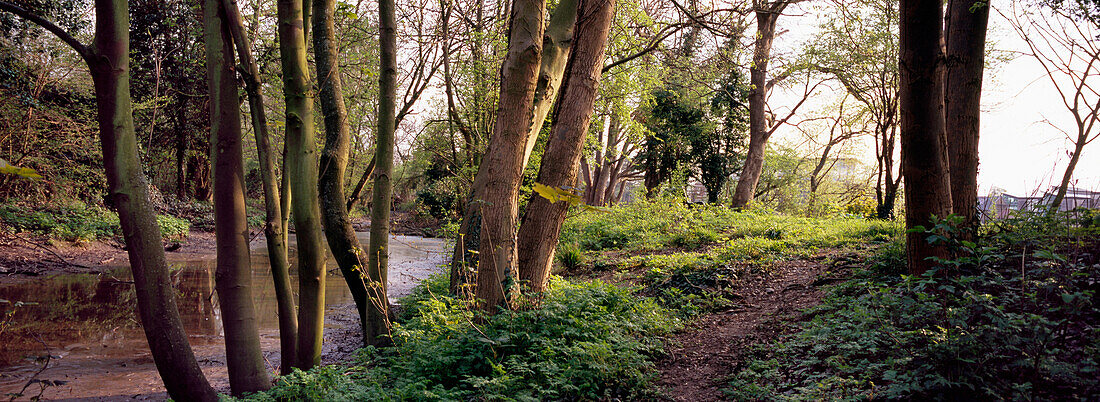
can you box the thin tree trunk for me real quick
[346,156,375,211]
[0,0,220,399]
[367,0,398,339]
[1051,137,1086,210]
[313,0,377,346]
[900,0,952,275]
[473,0,546,311]
[945,0,989,236]
[222,0,296,374]
[731,2,787,209]
[203,0,270,392]
[277,0,327,369]
[516,0,615,294]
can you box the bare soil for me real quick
[656,256,849,401]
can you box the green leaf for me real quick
[0,158,42,180]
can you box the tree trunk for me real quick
[521,0,579,166]
[731,2,787,209]
[345,156,375,211]
[516,0,615,293]
[313,0,377,346]
[222,0,297,375]
[203,0,270,392]
[0,0,220,399]
[1051,137,1086,210]
[366,0,398,339]
[448,0,577,297]
[472,0,546,311]
[900,0,952,275]
[945,0,989,237]
[277,0,327,369]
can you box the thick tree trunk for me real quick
[472,0,546,311]
[731,3,786,208]
[277,0,327,369]
[521,0,579,165]
[0,0,220,399]
[448,0,577,297]
[203,0,270,393]
[516,0,615,293]
[900,0,952,275]
[222,0,297,374]
[945,0,989,236]
[366,0,398,339]
[312,0,376,346]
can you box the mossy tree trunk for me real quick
[277,0,327,369]
[312,0,379,345]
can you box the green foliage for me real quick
[0,201,189,242]
[246,280,681,401]
[727,215,1100,400]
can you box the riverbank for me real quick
[0,231,450,400]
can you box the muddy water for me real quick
[0,234,449,401]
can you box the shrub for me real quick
[0,200,189,242]
[247,279,681,401]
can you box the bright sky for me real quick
[766,2,1100,197]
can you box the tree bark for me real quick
[521,0,579,166]
[448,0,577,297]
[516,0,615,294]
[900,0,952,275]
[472,0,546,311]
[312,0,377,346]
[277,0,327,369]
[0,0,220,399]
[731,1,789,209]
[222,0,297,374]
[945,0,989,236]
[366,0,398,339]
[203,0,270,392]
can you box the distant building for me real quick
[978,186,1099,221]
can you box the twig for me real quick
[10,333,53,402]
[2,231,92,269]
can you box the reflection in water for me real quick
[0,234,448,399]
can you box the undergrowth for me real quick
[244,275,681,401]
[0,200,189,241]
[726,212,1100,400]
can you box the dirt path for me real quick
[656,258,842,401]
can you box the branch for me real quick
[0,1,90,62]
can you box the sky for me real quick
[767,2,1100,197]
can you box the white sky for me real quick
[765,2,1100,197]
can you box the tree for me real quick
[203,0,270,392]
[641,89,702,196]
[805,0,902,219]
[312,0,378,346]
[730,0,799,208]
[276,0,327,369]
[222,0,297,374]
[471,0,546,311]
[899,0,952,275]
[515,0,616,293]
[945,0,990,236]
[0,0,218,399]
[1006,3,1100,211]
[366,0,398,339]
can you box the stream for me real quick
[0,233,450,400]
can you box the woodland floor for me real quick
[656,255,852,401]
